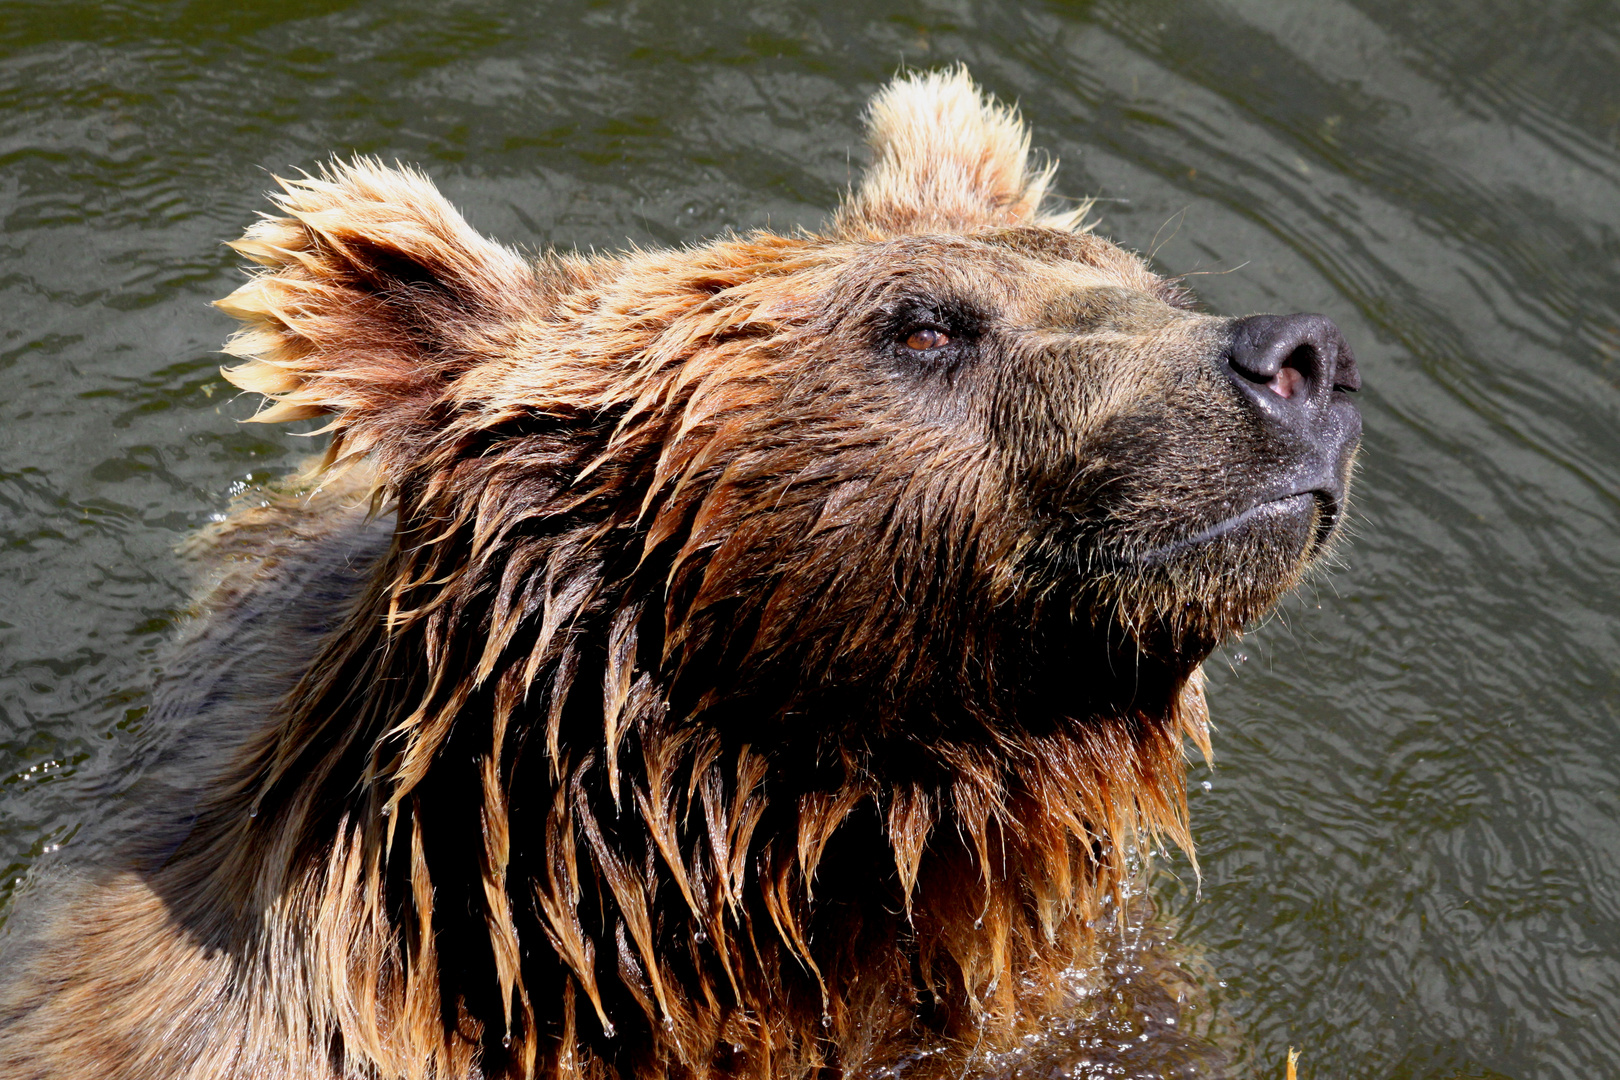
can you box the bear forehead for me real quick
[816,227,1184,326]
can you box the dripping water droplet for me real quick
[821,1013,831,1030]
[502,1034,512,1049]
[602,1021,616,1039]
[694,929,709,944]
[248,808,258,819]
[381,804,391,817]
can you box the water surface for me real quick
[2,2,1617,1078]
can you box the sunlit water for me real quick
[2,3,1617,1078]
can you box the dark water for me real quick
[2,2,1617,1077]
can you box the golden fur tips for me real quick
[835,67,1090,237]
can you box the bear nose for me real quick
[1221,312,1362,502]
[1224,313,1359,410]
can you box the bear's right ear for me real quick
[216,159,538,472]
[833,67,1089,239]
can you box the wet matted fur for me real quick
[0,68,1355,1080]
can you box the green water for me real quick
[2,2,1617,1077]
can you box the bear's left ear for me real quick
[216,159,539,473]
[833,67,1088,239]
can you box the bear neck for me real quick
[165,462,1209,1080]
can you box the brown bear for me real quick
[0,67,1359,1080]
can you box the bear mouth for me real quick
[1137,490,1338,567]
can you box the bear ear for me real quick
[833,67,1089,239]
[216,159,539,472]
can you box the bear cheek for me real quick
[986,329,1219,516]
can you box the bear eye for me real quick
[904,326,951,351]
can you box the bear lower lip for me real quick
[1138,492,1318,567]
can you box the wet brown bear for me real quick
[0,68,1359,1080]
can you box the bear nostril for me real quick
[1225,313,1352,407]
[1266,344,1317,399]
[1269,365,1305,399]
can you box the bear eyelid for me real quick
[885,296,983,338]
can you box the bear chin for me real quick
[1138,491,1329,569]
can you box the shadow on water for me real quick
[2,2,1617,1078]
